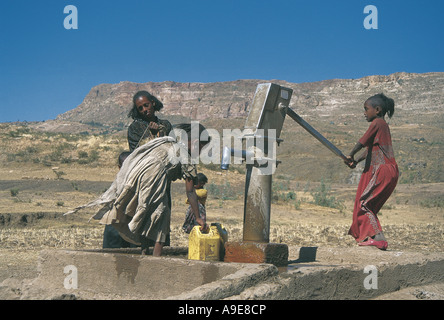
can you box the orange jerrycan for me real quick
[188,223,228,261]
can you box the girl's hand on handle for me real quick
[344,156,357,169]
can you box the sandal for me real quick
[358,238,388,250]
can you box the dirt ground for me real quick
[0,164,443,299]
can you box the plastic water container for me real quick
[188,223,228,261]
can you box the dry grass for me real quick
[0,123,443,282]
[0,226,104,250]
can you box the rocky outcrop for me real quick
[56,72,444,126]
[56,80,262,125]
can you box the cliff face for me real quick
[56,72,444,126]
[32,72,444,183]
[56,80,261,125]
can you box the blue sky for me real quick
[0,0,443,122]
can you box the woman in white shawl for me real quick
[66,123,210,256]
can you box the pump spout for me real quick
[221,146,231,170]
[221,146,254,170]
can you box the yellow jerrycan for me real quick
[188,223,228,261]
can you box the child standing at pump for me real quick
[182,173,208,233]
[345,93,399,250]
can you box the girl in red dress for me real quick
[345,93,399,250]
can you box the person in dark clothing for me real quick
[127,91,173,247]
[127,90,173,152]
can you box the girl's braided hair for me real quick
[366,93,395,118]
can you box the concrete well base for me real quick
[11,248,276,300]
[3,246,444,300]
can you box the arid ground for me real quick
[1,162,443,280]
[0,124,443,299]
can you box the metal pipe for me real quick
[243,165,272,243]
[286,108,348,162]
[221,146,254,170]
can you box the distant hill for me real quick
[27,72,444,183]
[54,72,443,126]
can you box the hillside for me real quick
[54,72,443,126]
[25,72,443,183]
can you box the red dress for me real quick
[348,118,399,242]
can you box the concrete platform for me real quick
[9,248,274,300]
[1,246,443,300]
[228,247,444,300]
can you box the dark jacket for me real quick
[127,117,173,152]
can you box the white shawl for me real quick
[64,136,177,220]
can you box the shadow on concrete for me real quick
[288,246,318,264]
